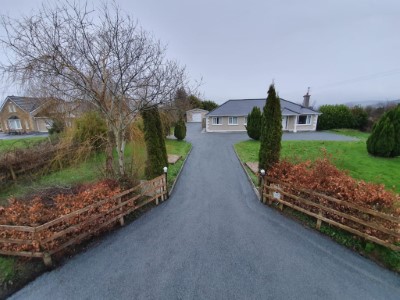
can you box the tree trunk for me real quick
[105,130,114,177]
[114,128,126,177]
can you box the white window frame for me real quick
[244,117,248,125]
[228,116,238,125]
[8,119,22,130]
[212,117,222,125]
[25,120,30,130]
[297,115,312,125]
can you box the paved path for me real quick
[11,124,399,299]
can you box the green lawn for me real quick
[0,139,191,204]
[329,129,370,140]
[0,137,47,153]
[235,139,400,193]
[165,139,192,188]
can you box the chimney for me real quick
[303,87,310,107]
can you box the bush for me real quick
[268,158,398,210]
[0,180,121,253]
[73,111,107,150]
[174,119,187,141]
[246,106,262,140]
[351,106,368,131]
[317,105,354,130]
[48,119,65,135]
[367,105,400,157]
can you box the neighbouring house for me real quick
[205,92,320,133]
[0,96,77,134]
[186,108,209,123]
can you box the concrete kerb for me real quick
[233,146,260,199]
[168,144,193,196]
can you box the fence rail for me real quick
[260,176,400,251]
[0,174,168,266]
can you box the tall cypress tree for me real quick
[142,106,168,179]
[246,106,262,140]
[259,84,282,171]
[174,118,187,140]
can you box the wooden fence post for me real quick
[316,208,323,230]
[9,166,17,181]
[161,177,165,202]
[118,197,124,226]
[155,180,159,205]
[43,253,53,267]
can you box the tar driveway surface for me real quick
[11,124,400,300]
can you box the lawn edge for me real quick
[233,145,260,199]
[169,144,192,196]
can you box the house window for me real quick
[228,117,238,125]
[212,117,222,125]
[45,120,53,129]
[244,117,248,125]
[8,104,16,113]
[297,115,311,125]
[25,120,30,130]
[8,117,22,130]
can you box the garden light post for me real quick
[163,166,168,199]
[259,169,266,203]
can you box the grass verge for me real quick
[165,139,192,189]
[234,139,400,193]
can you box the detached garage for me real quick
[186,108,209,123]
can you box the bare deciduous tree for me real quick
[0,1,187,176]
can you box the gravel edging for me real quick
[169,144,193,196]
[233,146,260,199]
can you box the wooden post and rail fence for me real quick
[0,173,168,266]
[259,175,400,251]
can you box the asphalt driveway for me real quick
[0,132,48,140]
[11,124,399,299]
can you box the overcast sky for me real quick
[1,0,399,106]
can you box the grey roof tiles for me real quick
[7,96,46,113]
[207,98,320,117]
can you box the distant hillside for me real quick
[345,99,400,108]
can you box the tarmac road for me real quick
[10,124,400,299]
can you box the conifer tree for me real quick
[259,84,282,171]
[174,118,187,140]
[367,105,400,157]
[142,106,168,179]
[246,106,262,140]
